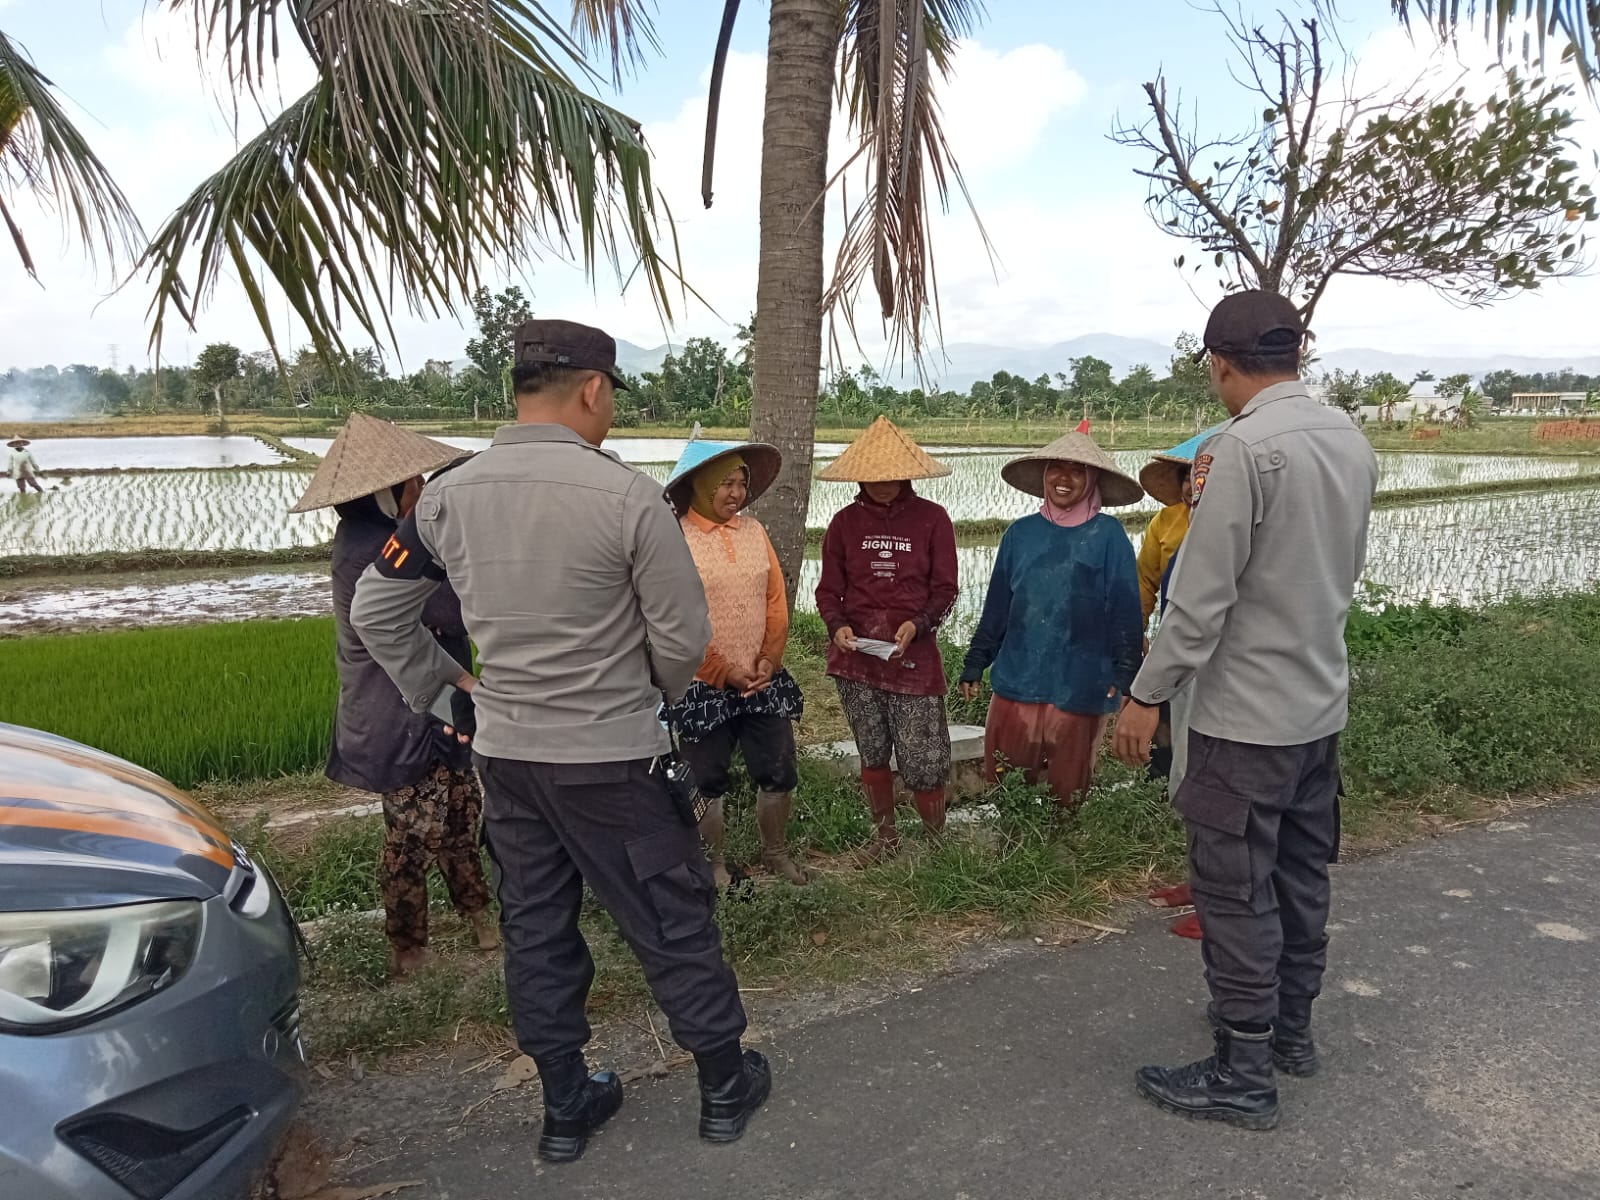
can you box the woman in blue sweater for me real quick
[959,427,1145,806]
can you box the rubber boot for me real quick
[698,797,732,890]
[1135,1024,1280,1131]
[1148,882,1193,908]
[912,786,947,836]
[756,791,809,885]
[1273,994,1321,1077]
[1169,912,1203,940]
[1205,999,1320,1077]
[857,766,900,864]
[696,1043,772,1143]
[535,1053,624,1163]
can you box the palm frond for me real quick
[1392,1,1600,86]
[570,0,662,87]
[0,30,143,277]
[829,0,991,365]
[143,0,677,361]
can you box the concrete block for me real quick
[802,724,986,776]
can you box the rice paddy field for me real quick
[793,484,1600,635]
[14,435,289,470]
[0,619,337,785]
[6,450,1597,558]
[2,431,1600,787]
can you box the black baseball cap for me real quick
[1195,290,1304,363]
[514,319,629,391]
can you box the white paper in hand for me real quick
[852,637,898,660]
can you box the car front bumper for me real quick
[0,889,304,1200]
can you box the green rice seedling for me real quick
[0,618,338,786]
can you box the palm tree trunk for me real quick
[748,0,839,604]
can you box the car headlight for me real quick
[0,900,201,1034]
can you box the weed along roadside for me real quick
[9,594,1597,1065]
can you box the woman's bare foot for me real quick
[470,910,502,951]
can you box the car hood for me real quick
[0,723,238,911]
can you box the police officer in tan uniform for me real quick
[352,320,770,1163]
[1115,292,1379,1130]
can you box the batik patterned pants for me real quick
[834,679,952,793]
[380,763,492,951]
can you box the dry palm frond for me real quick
[829,0,993,367]
[1391,0,1600,87]
[141,0,677,361]
[0,30,143,278]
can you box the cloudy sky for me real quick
[1,0,1596,375]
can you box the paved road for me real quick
[354,798,1600,1199]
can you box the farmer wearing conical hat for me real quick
[293,413,499,978]
[663,439,808,889]
[957,421,1143,807]
[6,436,45,494]
[814,417,959,859]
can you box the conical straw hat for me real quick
[663,439,782,516]
[1001,429,1144,507]
[290,412,467,512]
[816,416,950,483]
[1139,422,1229,507]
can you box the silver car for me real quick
[0,723,304,1200]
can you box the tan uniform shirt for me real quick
[350,423,712,764]
[1130,381,1379,746]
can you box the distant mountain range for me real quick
[612,336,1600,391]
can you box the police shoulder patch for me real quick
[374,513,445,580]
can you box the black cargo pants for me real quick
[1174,731,1341,1028]
[475,755,748,1062]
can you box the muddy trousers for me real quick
[1177,731,1341,1029]
[380,763,492,952]
[475,755,748,1063]
[14,475,43,494]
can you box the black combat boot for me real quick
[695,1042,772,1143]
[1272,994,1321,1077]
[1207,999,1321,1077]
[1136,1023,1280,1131]
[536,1053,624,1163]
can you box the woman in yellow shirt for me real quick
[1139,425,1225,938]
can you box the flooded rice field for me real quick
[279,435,1027,463]
[0,470,333,556]
[0,567,329,636]
[3,451,1597,558]
[8,485,1598,638]
[12,435,288,470]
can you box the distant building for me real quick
[1508,392,1586,414]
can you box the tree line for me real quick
[15,317,1592,430]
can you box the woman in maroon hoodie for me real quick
[814,417,959,860]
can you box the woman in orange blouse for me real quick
[665,440,807,888]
